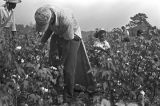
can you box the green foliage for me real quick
[0,27,63,106]
[85,18,160,105]
[0,13,160,106]
[127,13,151,28]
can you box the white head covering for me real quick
[35,6,52,32]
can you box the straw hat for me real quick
[4,0,21,3]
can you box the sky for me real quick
[0,0,160,31]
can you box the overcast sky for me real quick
[0,0,160,31]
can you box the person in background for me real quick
[0,0,21,49]
[153,26,159,36]
[92,29,111,88]
[93,28,111,69]
[121,26,130,42]
[34,5,95,103]
[94,28,111,54]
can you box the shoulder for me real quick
[50,5,77,28]
[0,6,3,10]
[61,8,73,21]
[0,6,5,12]
[59,10,75,28]
[49,4,73,16]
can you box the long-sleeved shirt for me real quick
[0,5,16,31]
[93,40,111,53]
[41,5,82,43]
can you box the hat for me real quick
[121,26,125,30]
[4,0,21,3]
[35,7,52,32]
[94,28,106,38]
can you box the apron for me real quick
[75,40,95,87]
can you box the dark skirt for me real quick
[49,35,95,96]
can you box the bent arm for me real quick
[41,27,53,44]
[11,11,16,32]
[0,8,4,27]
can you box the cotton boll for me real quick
[21,59,24,63]
[16,46,22,50]
[50,66,57,70]
[36,56,40,61]
[25,75,28,79]
[44,88,48,92]
[117,50,120,53]
[140,90,145,95]
[107,58,112,61]
[41,87,45,91]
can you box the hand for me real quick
[73,35,81,41]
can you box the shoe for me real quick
[86,83,102,96]
[74,84,86,93]
[63,92,73,104]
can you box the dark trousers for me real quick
[62,39,80,97]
